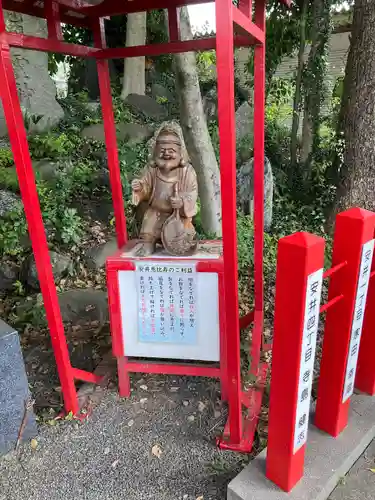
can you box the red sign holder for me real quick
[266,232,325,492]
[315,208,375,437]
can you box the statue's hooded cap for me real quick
[147,121,190,166]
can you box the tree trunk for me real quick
[0,12,63,137]
[172,7,222,236]
[300,108,313,164]
[329,0,375,221]
[301,0,331,177]
[290,0,308,166]
[121,12,147,100]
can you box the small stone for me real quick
[140,398,148,405]
[127,419,134,427]
[104,447,110,455]
[183,495,188,500]
[151,444,162,458]
[187,415,195,423]
[140,385,148,391]
[214,410,221,418]
[198,401,206,412]
[182,400,189,407]
[30,438,38,450]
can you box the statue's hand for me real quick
[170,196,183,209]
[132,179,142,192]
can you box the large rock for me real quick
[58,289,108,325]
[125,94,168,121]
[0,320,37,456]
[0,13,64,137]
[25,251,73,289]
[81,122,153,145]
[237,156,273,232]
[32,159,59,183]
[0,190,20,217]
[151,83,175,103]
[84,238,118,270]
[202,88,218,123]
[0,262,19,294]
[235,102,254,141]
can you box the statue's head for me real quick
[152,127,185,172]
[148,122,189,171]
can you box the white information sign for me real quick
[135,262,197,345]
[117,251,220,361]
[342,239,375,403]
[293,268,323,454]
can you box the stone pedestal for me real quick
[0,320,37,455]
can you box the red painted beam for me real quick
[232,5,264,43]
[72,368,103,385]
[127,361,221,378]
[95,36,253,60]
[5,33,98,57]
[2,0,89,27]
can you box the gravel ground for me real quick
[0,375,247,500]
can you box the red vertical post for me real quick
[355,239,375,394]
[215,0,242,443]
[315,208,375,436]
[251,0,266,375]
[266,232,325,491]
[239,0,252,17]
[168,7,180,41]
[92,18,127,249]
[44,0,63,40]
[0,5,78,414]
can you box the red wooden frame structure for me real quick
[0,0,290,451]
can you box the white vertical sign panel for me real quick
[135,262,197,345]
[293,268,323,454]
[342,239,375,403]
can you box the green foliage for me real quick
[29,133,74,160]
[0,205,27,257]
[0,148,14,168]
[0,148,18,192]
[196,51,216,83]
[0,166,18,192]
[56,208,83,245]
[237,212,278,277]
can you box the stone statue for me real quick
[236,155,273,232]
[131,122,198,256]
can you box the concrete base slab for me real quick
[228,394,375,500]
[328,438,375,500]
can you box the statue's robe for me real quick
[133,164,198,242]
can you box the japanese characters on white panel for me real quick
[135,262,197,345]
[342,239,375,403]
[293,268,323,454]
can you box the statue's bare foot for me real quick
[134,242,155,257]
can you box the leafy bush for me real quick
[0,166,18,192]
[29,132,74,160]
[0,148,14,168]
[0,206,27,257]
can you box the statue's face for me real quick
[155,133,182,171]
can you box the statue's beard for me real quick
[155,157,180,170]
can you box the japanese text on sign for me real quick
[135,262,197,345]
[293,268,323,454]
[342,239,375,403]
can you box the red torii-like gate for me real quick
[0,0,289,451]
